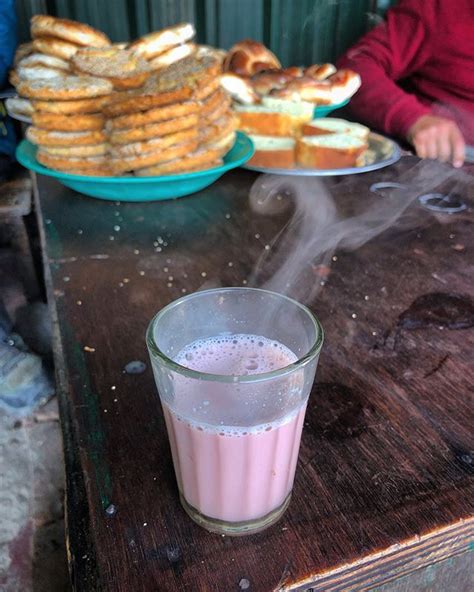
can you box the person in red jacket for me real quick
[337,0,474,168]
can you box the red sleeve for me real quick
[336,0,435,139]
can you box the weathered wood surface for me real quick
[34,157,473,591]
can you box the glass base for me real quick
[179,492,292,536]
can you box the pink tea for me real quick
[162,334,306,523]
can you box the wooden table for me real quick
[34,157,473,591]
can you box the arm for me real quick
[337,0,464,166]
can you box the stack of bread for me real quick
[220,40,361,106]
[240,97,370,169]
[10,16,237,176]
[102,49,235,175]
[6,16,111,121]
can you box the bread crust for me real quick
[128,23,195,59]
[33,95,111,114]
[41,143,108,157]
[295,138,367,169]
[32,37,81,60]
[32,111,105,131]
[16,65,68,80]
[103,87,192,117]
[5,97,34,116]
[108,101,198,130]
[248,148,295,169]
[18,53,70,70]
[27,127,107,146]
[17,76,113,100]
[31,15,110,47]
[135,147,222,175]
[224,40,281,77]
[14,42,35,66]
[108,114,199,144]
[37,150,108,171]
[148,43,196,70]
[199,113,237,144]
[109,129,198,157]
[109,140,198,173]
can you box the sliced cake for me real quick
[301,118,369,140]
[296,134,368,169]
[247,135,295,169]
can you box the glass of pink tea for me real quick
[146,287,323,535]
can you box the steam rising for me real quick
[248,161,463,303]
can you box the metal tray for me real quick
[243,132,401,176]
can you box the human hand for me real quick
[407,115,465,168]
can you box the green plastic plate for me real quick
[313,99,349,118]
[16,132,254,202]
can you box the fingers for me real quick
[450,126,465,168]
[412,120,465,167]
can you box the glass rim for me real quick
[146,287,324,384]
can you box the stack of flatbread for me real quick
[7,16,110,121]
[9,15,238,176]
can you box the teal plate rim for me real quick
[16,131,254,184]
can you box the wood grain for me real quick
[34,158,474,591]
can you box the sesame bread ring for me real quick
[109,139,198,174]
[37,150,108,172]
[41,143,108,157]
[193,76,221,101]
[135,147,222,176]
[109,101,198,130]
[200,88,229,118]
[33,95,111,115]
[109,129,198,158]
[203,131,237,154]
[14,42,34,66]
[71,47,151,90]
[32,112,105,132]
[5,97,34,117]
[8,71,20,88]
[32,37,81,60]
[17,66,68,80]
[19,53,70,71]
[103,87,192,118]
[37,153,107,170]
[27,127,107,147]
[17,76,113,100]
[202,99,232,124]
[55,166,113,176]
[199,113,237,145]
[129,23,195,60]
[148,43,197,71]
[108,113,199,144]
[31,15,110,47]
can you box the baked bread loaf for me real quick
[296,134,368,169]
[108,101,199,130]
[247,136,295,169]
[33,95,112,115]
[17,53,70,71]
[14,42,34,65]
[32,112,105,132]
[271,70,361,104]
[31,15,110,47]
[148,43,196,70]
[109,129,198,158]
[135,146,223,175]
[72,47,151,89]
[235,99,313,136]
[128,23,195,59]
[26,127,107,146]
[16,65,67,80]
[32,36,81,60]
[109,139,198,174]
[17,76,113,100]
[304,63,336,81]
[301,118,369,140]
[5,97,34,117]
[223,40,281,77]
